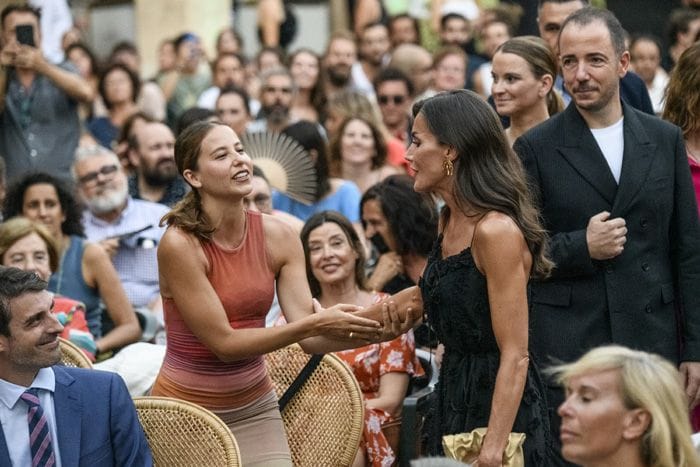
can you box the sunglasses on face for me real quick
[78,164,119,185]
[378,95,406,105]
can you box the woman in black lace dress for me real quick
[406,90,554,466]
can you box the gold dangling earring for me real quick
[443,158,454,176]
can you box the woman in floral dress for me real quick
[301,210,423,466]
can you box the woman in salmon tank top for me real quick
[151,121,421,466]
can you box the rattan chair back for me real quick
[133,396,242,467]
[58,337,93,369]
[265,344,364,467]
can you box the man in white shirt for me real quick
[513,7,700,465]
[0,266,151,466]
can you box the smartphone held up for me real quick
[16,24,35,47]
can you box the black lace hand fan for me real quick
[241,131,317,205]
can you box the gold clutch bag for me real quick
[442,428,526,467]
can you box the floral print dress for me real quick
[335,294,424,467]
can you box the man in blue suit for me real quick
[0,266,152,466]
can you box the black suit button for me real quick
[645,304,652,313]
[640,219,648,229]
[642,263,650,271]
[606,265,613,274]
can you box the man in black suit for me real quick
[514,7,700,465]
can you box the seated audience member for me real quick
[387,44,433,100]
[353,22,391,98]
[301,211,423,467]
[108,41,166,122]
[247,166,303,232]
[127,121,187,206]
[0,217,97,359]
[288,48,325,123]
[215,86,253,137]
[3,173,140,353]
[664,7,700,71]
[0,266,152,466]
[248,67,295,133]
[551,345,700,467]
[273,120,363,226]
[325,90,408,171]
[387,14,421,49]
[472,18,512,98]
[373,67,414,146]
[329,115,401,194]
[158,32,211,128]
[361,175,438,295]
[65,42,101,121]
[0,4,93,183]
[629,34,669,115]
[197,52,249,110]
[87,63,140,150]
[72,145,168,320]
[322,30,361,97]
[424,47,468,98]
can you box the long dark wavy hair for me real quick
[3,172,85,237]
[361,174,438,257]
[300,211,367,298]
[412,90,552,278]
[160,121,222,240]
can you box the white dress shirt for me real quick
[0,368,63,467]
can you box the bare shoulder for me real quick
[82,241,110,265]
[158,227,205,263]
[262,213,302,267]
[474,212,527,257]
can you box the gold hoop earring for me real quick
[443,158,454,177]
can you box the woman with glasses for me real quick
[3,172,141,355]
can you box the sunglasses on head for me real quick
[378,95,406,105]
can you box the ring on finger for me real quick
[349,331,354,339]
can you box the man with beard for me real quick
[249,67,295,133]
[322,30,359,96]
[351,21,390,97]
[127,121,186,207]
[73,145,168,318]
[0,266,151,466]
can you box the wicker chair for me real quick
[133,396,242,467]
[58,337,93,369]
[265,344,364,467]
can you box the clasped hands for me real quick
[312,287,423,344]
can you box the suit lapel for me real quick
[611,105,655,215]
[53,366,81,467]
[558,105,619,205]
